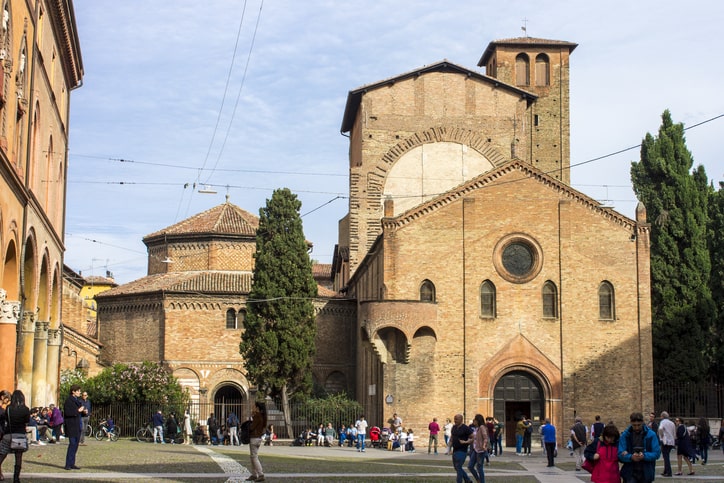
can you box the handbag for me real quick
[582,457,595,473]
[10,433,27,450]
[7,407,28,451]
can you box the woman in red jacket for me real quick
[583,423,620,483]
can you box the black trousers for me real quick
[545,442,556,466]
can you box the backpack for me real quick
[525,422,533,434]
[239,420,251,444]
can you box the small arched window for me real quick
[515,53,530,86]
[420,279,435,302]
[225,308,237,329]
[598,282,615,320]
[480,280,496,318]
[535,53,550,86]
[542,281,558,318]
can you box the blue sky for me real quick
[65,1,723,284]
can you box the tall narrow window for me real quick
[542,281,558,318]
[515,53,530,86]
[598,282,615,320]
[535,53,550,86]
[420,279,435,302]
[226,308,237,329]
[480,280,496,318]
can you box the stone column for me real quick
[46,328,61,407]
[16,310,36,403]
[0,289,21,391]
[32,321,49,407]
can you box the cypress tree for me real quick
[630,110,713,383]
[240,188,318,436]
[707,182,724,381]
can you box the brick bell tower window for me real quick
[493,234,543,284]
[420,279,436,302]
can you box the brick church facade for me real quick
[333,36,653,442]
[92,35,653,445]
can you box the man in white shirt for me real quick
[355,415,368,452]
[657,411,676,477]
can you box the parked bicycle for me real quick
[136,423,154,443]
[94,419,119,442]
[84,423,93,439]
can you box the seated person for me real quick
[193,424,206,445]
[105,416,115,439]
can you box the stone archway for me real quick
[212,383,246,427]
[493,370,545,448]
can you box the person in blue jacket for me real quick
[618,412,661,483]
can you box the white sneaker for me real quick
[37,441,47,446]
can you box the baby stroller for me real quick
[380,427,391,448]
[369,426,382,448]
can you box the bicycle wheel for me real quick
[109,432,119,442]
[95,429,105,441]
[85,424,93,438]
[136,428,148,443]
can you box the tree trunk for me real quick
[281,383,294,439]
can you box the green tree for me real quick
[240,188,318,437]
[630,110,713,383]
[708,182,724,381]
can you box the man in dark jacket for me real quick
[618,412,661,483]
[63,384,85,471]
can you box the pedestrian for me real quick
[467,414,489,483]
[63,383,86,471]
[515,415,526,455]
[444,418,453,447]
[522,417,533,455]
[674,417,695,476]
[79,391,91,445]
[428,417,440,454]
[354,415,367,452]
[449,413,474,483]
[494,418,504,456]
[584,423,620,483]
[657,411,675,477]
[570,416,587,470]
[719,419,724,456]
[166,412,179,444]
[183,409,193,445]
[695,417,710,465]
[0,389,30,482]
[227,411,239,446]
[540,418,557,467]
[246,401,267,482]
[618,411,661,483]
[152,409,165,444]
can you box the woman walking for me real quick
[674,418,695,476]
[246,402,267,482]
[583,423,620,483]
[0,390,30,482]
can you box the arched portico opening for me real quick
[213,384,246,426]
[493,370,545,448]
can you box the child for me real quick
[106,415,115,440]
[398,428,407,452]
[406,429,415,452]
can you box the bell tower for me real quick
[478,37,577,184]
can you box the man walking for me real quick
[541,418,557,467]
[428,417,440,454]
[450,413,474,483]
[79,391,91,445]
[570,417,587,470]
[657,411,675,477]
[618,411,661,483]
[355,415,367,452]
[228,411,239,446]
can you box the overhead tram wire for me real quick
[202,0,265,186]
[181,0,258,219]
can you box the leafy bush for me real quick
[60,362,189,406]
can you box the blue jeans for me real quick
[468,450,486,482]
[357,433,365,451]
[452,449,471,483]
[516,434,523,453]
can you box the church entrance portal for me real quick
[493,371,545,448]
[213,385,245,426]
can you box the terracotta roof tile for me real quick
[96,271,253,298]
[144,202,259,241]
[312,263,332,278]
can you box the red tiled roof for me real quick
[312,263,332,278]
[96,271,254,298]
[144,202,259,241]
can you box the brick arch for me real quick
[478,334,559,399]
[377,127,508,172]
